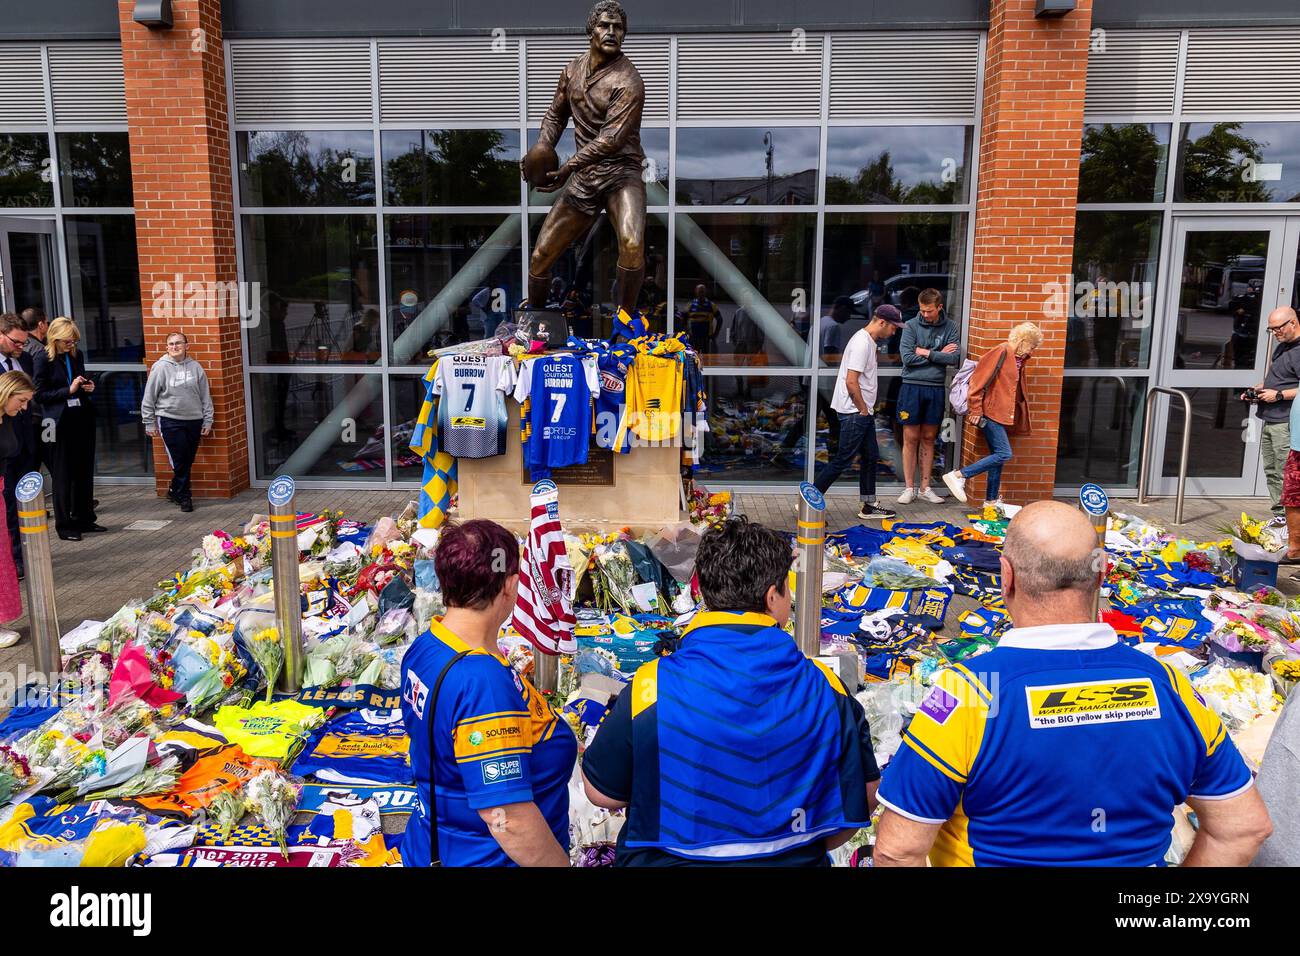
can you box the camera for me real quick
[1242,387,1261,402]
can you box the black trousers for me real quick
[2,445,34,567]
[50,406,96,535]
[159,416,203,502]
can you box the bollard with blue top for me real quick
[794,481,826,658]
[267,475,305,693]
[1079,483,1109,545]
[15,472,59,677]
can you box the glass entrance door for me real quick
[1152,217,1293,496]
[0,217,60,318]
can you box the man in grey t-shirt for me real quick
[1247,307,1300,525]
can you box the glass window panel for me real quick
[237,131,375,207]
[805,374,952,490]
[57,132,133,208]
[528,213,668,340]
[0,133,53,208]
[64,215,144,363]
[382,128,520,206]
[1176,122,1300,203]
[1077,123,1170,203]
[697,375,809,483]
[1174,230,1270,372]
[826,126,972,204]
[820,213,968,366]
[525,127,669,208]
[243,214,380,366]
[387,214,522,360]
[250,372,386,481]
[1160,387,1248,479]
[1067,212,1161,369]
[675,127,818,206]
[89,368,153,477]
[1055,376,1147,488]
[673,212,814,367]
[389,375,430,483]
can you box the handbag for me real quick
[425,648,472,866]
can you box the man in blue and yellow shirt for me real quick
[582,516,879,865]
[875,501,1272,867]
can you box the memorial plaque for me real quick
[522,443,615,486]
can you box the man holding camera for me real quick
[1247,307,1300,527]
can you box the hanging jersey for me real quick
[292,708,412,784]
[512,480,577,656]
[433,354,515,459]
[624,354,683,442]
[514,353,600,480]
[877,628,1254,866]
[595,344,637,453]
[399,619,576,867]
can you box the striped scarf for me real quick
[511,481,576,655]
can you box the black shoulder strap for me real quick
[426,648,473,867]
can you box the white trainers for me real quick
[897,487,917,505]
[1269,515,1287,528]
[917,487,943,504]
[0,629,19,649]
[942,470,968,503]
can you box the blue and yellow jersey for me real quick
[399,619,577,867]
[583,610,878,864]
[878,625,1253,866]
[623,353,684,443]
[292,708,412,785]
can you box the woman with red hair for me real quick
[399,519,576,867]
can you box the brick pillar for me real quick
[961,0,1092,504]
[119,0,248,499]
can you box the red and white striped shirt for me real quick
[512,482,576,655]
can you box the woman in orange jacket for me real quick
[943,322,1043,505]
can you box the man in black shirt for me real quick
[1248,307,1300,526]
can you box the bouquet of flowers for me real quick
[590,540,639,615]
[687,487,731,531]
[1220,512,1284,560]
[244,626,284,701]
[245,770,302,858]
[0,745,34,804]
[210,787,247,843]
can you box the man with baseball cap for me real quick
[814,304,905,521]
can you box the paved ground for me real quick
[0,482,1279,687]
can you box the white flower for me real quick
[201,534,226,564]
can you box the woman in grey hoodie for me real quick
[141,333,213,512]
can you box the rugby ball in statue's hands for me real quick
[522,143,560,187]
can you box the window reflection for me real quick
[1160,387,1248,479]
[238,131,375,207]
[1176,122,1300,203]
[90,369,153,477]
[820,213,967,366]
[675,127,818,205]
[1077,124,1170,204]
[242,215,380,365]
[386,214,522,361]
[58,132,133,208]
[826,126,971,204]
[65,215,144,363]
[673,212,814,366]
[700,376,809,483]
[250,372,386,480]
[1173,230,1269,372]
[389,375,430,483]
[1067,212,1161,369]
[0,133,53,208]
[1056,376,1146,488]
[383,129,520,206]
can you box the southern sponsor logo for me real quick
[919,686,960,725]
[481,756,523,785]
[1025,678,1159,729]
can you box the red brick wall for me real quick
[118,0,248,499]
[961,0,1093,503]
